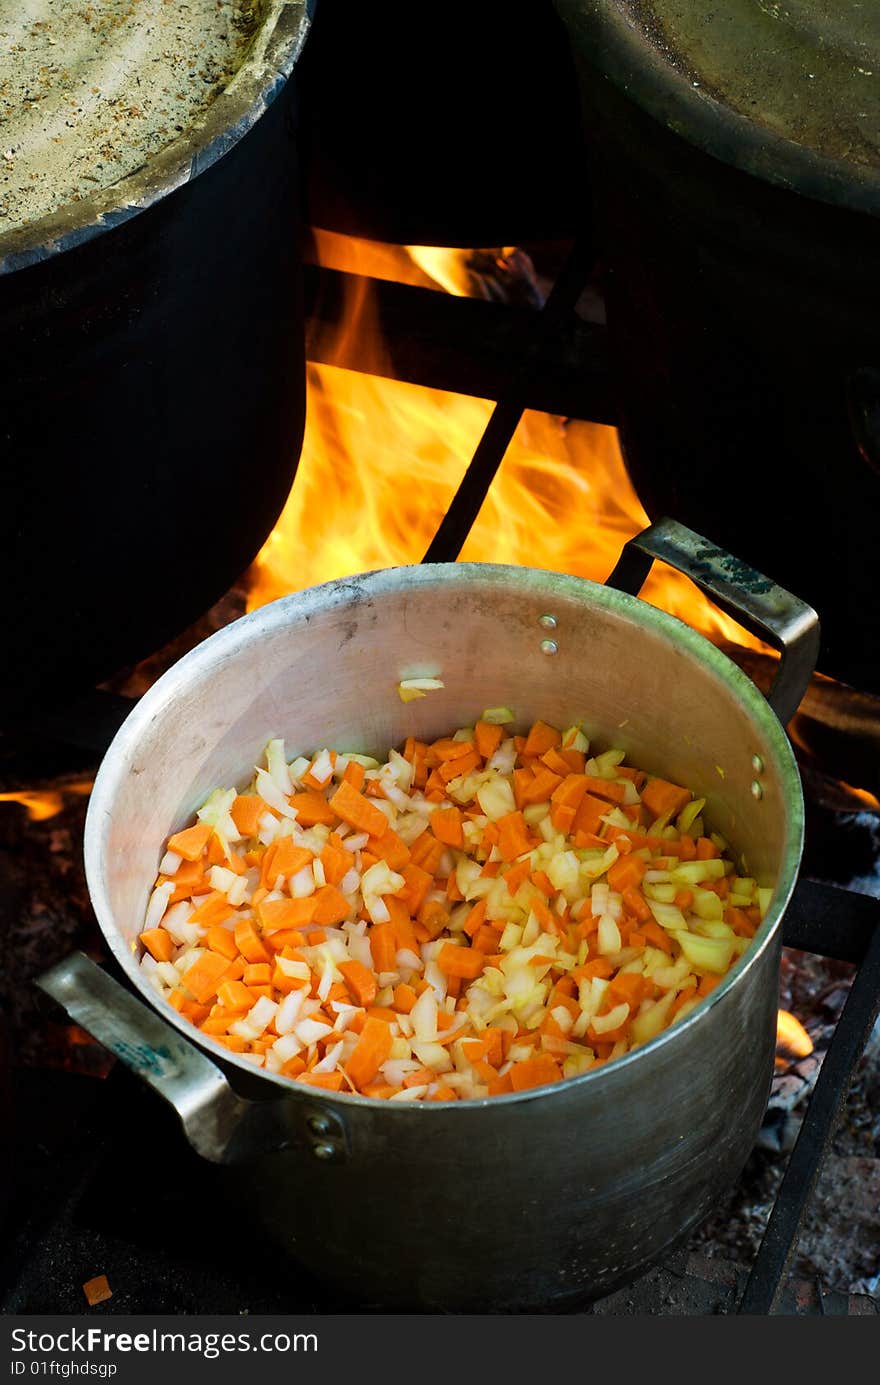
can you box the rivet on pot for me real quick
[307,1113,332,1137]
[752,754,764,773]
[540,639,558,656]
[538,613,557,630]
[750,780,764,800]
[312,1142,337,1161]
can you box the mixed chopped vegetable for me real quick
[139,713,769,1100]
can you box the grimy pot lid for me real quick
[0,0,312,273]
[556,0,880,214]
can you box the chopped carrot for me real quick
[206,832,228,866]
[342,759,365,790]
[139,927,174,962]
[231,794,264,838]
[360,1081,398,1099]
[541,747,573,777]
[571,957,615,981]
[607,853,646,894]
[167,822,212,861]
[312,885,351,926]
[488,1072,514,1096]
[180,951,230,1004]
[503,858,531,896]
[582,775,627,804]
[367,827,411,871]
[726,906,756,938]
[509,1054,561,1091]
[419,898,450,938]
[288,791,338,827]
[409,832,446,874]
[320,840,352,885]
[233,917,271,965]
[257,896,318,933]
[636,919,674,954]
[571,793,609,837]
[472,923,503,954]
[397,861,433,914]
[393,982,417,1013]
[243,963,271,986]
[608,972,652,1007]
[437,942,485,980]
[550,774,589,809]
[474,720,503,759]
[462,899,487,938]
[267,837,314,882]
[370,921,397,973]
[189,892,236,927]
[641,778,692,820]
[520,767,563,805]
[430,805,464,848]
[622,886,653,923]
[297,1071,345,1091]
[439,749,481,782]
[329,780,389,837]
[217,979,255,1011]
[496,811,534,862]
[523,720,562,756]
[339,960,378,1008]
[345,1016,393,1090]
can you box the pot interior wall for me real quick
[89,565,797,975]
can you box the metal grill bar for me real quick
[782,878,876,963]
[422,231,596,564]
[739,894,880,1313]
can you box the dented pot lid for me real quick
[0,0,312,273]
[555,0,880,214]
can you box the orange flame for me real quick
[249,238,766,656]
[830,782,880,811]
[0,781,92,822]
[775,1009,814,1068]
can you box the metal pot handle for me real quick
[36,952,318,1165]
[606,517,820,726]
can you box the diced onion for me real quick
[144,881,174,932]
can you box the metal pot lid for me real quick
[556,0,880,214]
[0,0,312,271]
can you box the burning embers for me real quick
[776,1010,814,1068]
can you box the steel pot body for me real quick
[41,531,817,1311]
[0,2,312,725]
[552,1,880,694]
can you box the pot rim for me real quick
[85,561,805,1113]
[557,0,880,218]
[0,0,313,276]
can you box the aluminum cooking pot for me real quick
[39,520,819,1311]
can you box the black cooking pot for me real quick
[553,0,880,694]
[0,2,314,725]
[298,0,584,245]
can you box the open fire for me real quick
[247,234,765,659]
